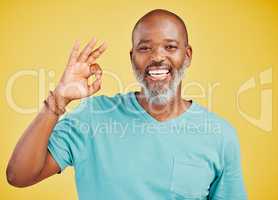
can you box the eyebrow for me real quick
[137,38,179,46]
[164,39,179,44]
[137,39,151,46]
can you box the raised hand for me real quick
[53,37,107,107]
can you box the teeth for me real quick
[148,69,169,76]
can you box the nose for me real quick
[150,47,165,62]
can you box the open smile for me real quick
[145,67,172,81]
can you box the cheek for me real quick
[132,53,149,70]
[170,52,186,68]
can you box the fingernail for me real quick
[75,40,80,46]
[102,42,108,48]
[90,37,96,43]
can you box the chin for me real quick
[143,85,176,105]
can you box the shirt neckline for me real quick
[128,91,196,124]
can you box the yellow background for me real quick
[1,0,277,199]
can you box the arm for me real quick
[6,106,61,187]
[6,38,107,187]
[209,128,248,200]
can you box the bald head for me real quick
[132,9,189,46]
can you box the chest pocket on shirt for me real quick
[170,155,211,199]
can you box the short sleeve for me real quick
[47,110,87,172]
[209,127,248,200]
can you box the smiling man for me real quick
[130,10,192,121]
[6,9,248,200]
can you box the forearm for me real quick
[6,104,59,185]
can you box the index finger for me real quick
[78,37,97,62]
[86,42,108,65]
[67,40,80,66]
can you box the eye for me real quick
[165,45,178,50]
[138,46,151,52]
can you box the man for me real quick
[6,9,248,200]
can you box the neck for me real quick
[135,84,192,122]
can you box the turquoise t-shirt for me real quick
[48,92,247,200]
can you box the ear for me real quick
[129,49,133,61]
[185,45,193,67]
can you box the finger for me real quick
[89,63,102,79]
[82,63,101,78]
[67,40,80,66]
[86,42,108,65]
[87,76,102,96]
[78,37,97,63]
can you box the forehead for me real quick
[133,16,185,46]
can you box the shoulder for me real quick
[63,92,132,118]
[89,92,129,105]
[192,102,238,143]
[85,92,131,111]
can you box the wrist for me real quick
[53,87,71,109]
[43,90,67,117]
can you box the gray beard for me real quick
[132,62,187,105]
